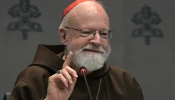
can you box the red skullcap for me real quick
[62,0,96,20]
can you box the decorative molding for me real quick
[7,0,42,40]
[131,4,163,45]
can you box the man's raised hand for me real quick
[44,51,78,100]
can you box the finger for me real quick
[61,69,73,84]
[54,74,69,88]
[63,51,73,68]
[66,76,77,90]
[72,77,77,84]
[65,66,78,78]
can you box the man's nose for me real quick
[89,32,102,46]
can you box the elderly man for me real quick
[10,0,144,100]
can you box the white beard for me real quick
[67,44,111,72]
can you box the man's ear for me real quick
[59,28,68,46]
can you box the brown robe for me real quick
[9,44,144,100]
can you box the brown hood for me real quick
[29,44,65,72]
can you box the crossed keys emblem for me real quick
[131,5,163,45]
[7,0,42,39]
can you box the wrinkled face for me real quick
[60,1,111,72]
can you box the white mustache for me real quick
[81,45,105,53]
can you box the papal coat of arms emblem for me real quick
[131,5,163,45]
[7,0,42,39]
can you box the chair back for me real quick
[3,93,11,100]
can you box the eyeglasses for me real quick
[65,27,112,39]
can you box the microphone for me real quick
[79,66,93,100]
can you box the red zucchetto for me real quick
[62,0,96,20]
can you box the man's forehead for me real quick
[62,0,97,20]
[66,4,109,29]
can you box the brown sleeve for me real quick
[10,66,50,100]
[10,80,38,100]
[107,66,144,100]
[132,78,144,100]
[123,73,144,100]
